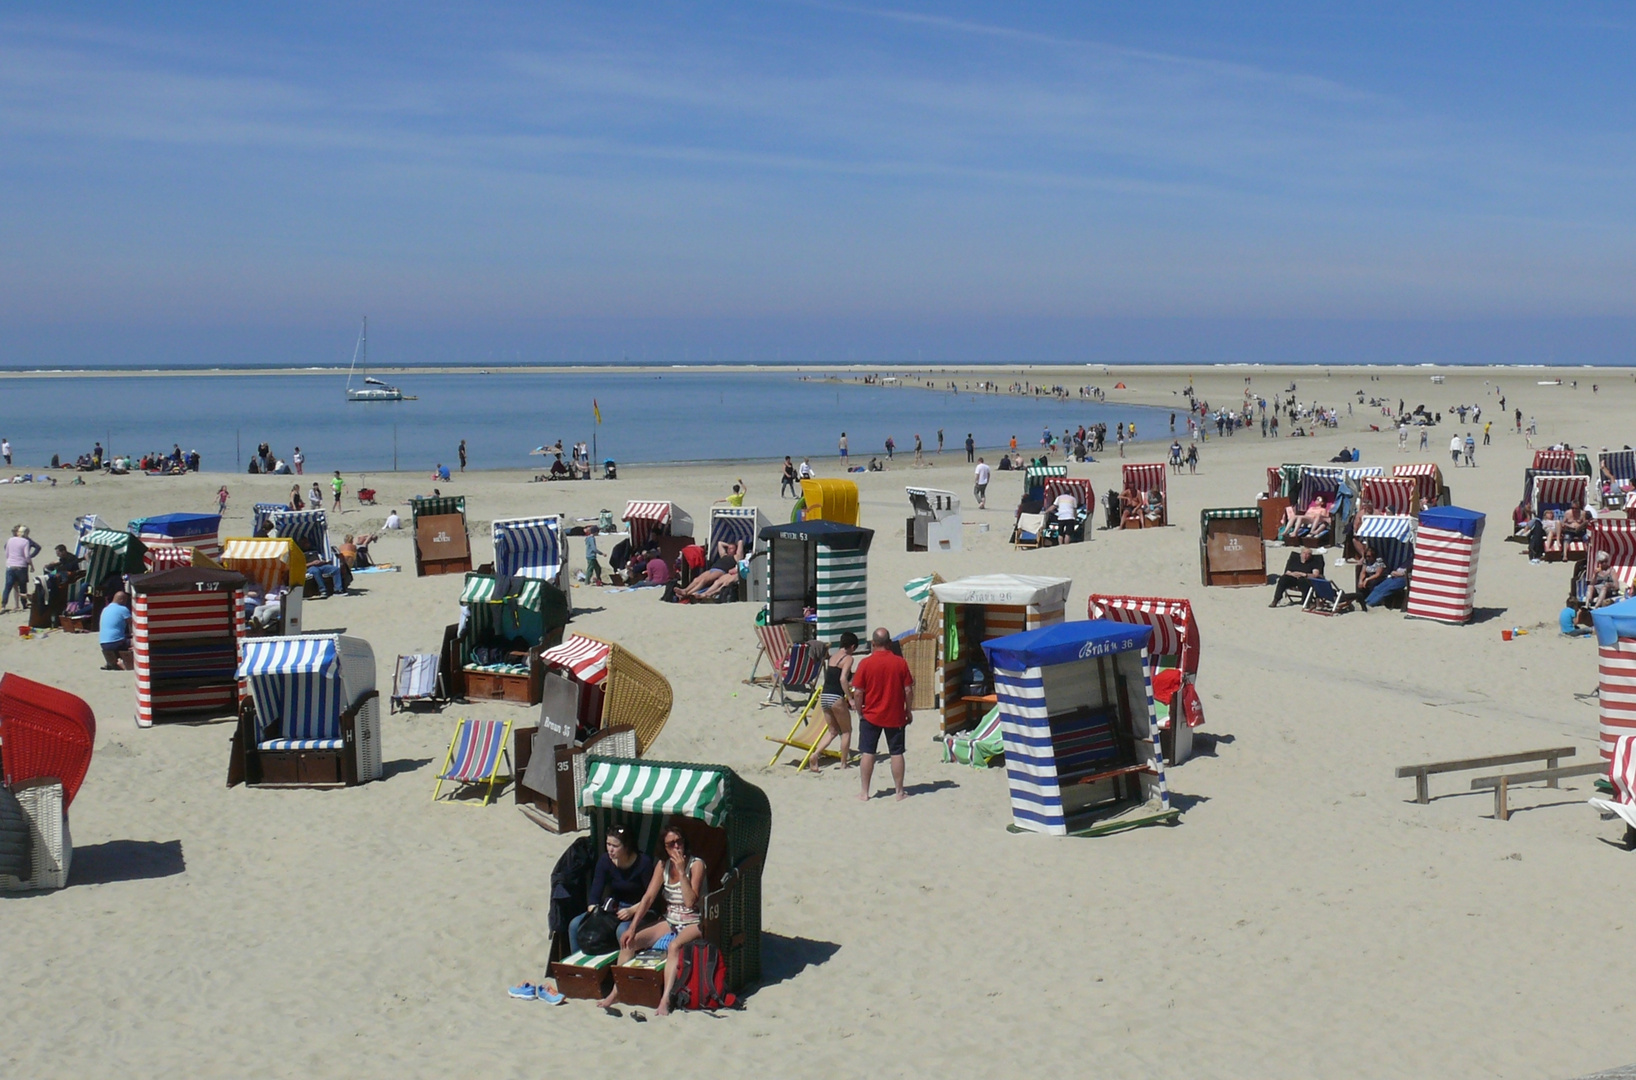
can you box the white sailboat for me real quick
[345,317,413,402]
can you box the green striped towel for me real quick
[561,951,618,969]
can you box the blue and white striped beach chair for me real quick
[433,717,514,806]
[232,634,382,788]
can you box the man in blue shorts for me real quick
[849,627,914,801]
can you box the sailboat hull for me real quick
[347,388,404,401]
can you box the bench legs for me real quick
[1494,776,1510,822]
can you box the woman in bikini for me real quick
[596,822,708,1016]
[808,632,857,771]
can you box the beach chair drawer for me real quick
[612,961,667,1010]
[463,671,535,704]
[256,750,343,786]
[550,959,614,1000]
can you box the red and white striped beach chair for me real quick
[1361,476,1419,516]
[432,717,514,806]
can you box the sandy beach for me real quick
[3,364,1634,1079]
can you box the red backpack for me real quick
[671,942,737,1010]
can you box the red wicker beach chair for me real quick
[0,672,97,809]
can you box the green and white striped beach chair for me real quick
[941,704,1005,768]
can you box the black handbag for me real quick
[577,908,621,955]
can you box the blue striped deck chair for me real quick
[433,717,514,805]
[1301,576,1342,616]
[762,640,824,710]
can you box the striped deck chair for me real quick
[391,654,443,712]
[761,640,824,709]
[1589,734,1636,836]
[941,704,1004,768]
[1302,577,1343,616]
[764,684,837,769]
[747,621,792,686]
[432,718,514,805]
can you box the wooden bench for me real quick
[1395,746,1577,804]
[1471,762,1608,821]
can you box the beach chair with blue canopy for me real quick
[491,515,567,588]
[982,620,1178,837]
[228,634,381,788]
[252,503,289,538]
[562,757,771,1003]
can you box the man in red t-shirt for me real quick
[849,627,914,801]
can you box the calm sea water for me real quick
[0,370,1180,474]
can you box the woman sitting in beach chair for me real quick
[1118,482,1142,527]
[676,540,743,601]
[596,820,709,1016]
[1279,498,1332,542]
[1546,505,1588,555]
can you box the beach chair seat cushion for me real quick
[560,951,618,969]
[258,737,347,751]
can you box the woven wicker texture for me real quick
[0,780,69,892]
[583,758,770,993]
[598,639,673,755]
[0,674,96,808]
[899,634,939,711]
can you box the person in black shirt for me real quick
[1270,548,1326,607]
[568,826,656,954]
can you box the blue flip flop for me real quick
[508,983,539,1000]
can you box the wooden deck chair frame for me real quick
[746,621,793,686]
[765,684,846,769]
[761,640,824,709]
[432,717,515,806]
[390,653,445,713]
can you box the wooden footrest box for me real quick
[612,955,667,1009]
[550,952,616,1000]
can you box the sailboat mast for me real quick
[347,317,367,391]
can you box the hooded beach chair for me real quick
[229,634,382,789]
[391,653,445,712]
[433,717,514,806]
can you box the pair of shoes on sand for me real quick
[507,983,565,1004]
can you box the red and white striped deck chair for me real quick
[1588,735,1636,834]
[1122,463,1168,527]
[1533,475,1591,557]
[432,717,514,806]
[1392,463,1443,508]
[762,640,824,709]
[1265,467,1283,498]
[1361,476,1418,516]
[747,621,793,686]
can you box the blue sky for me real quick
[2,2,1634,366]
